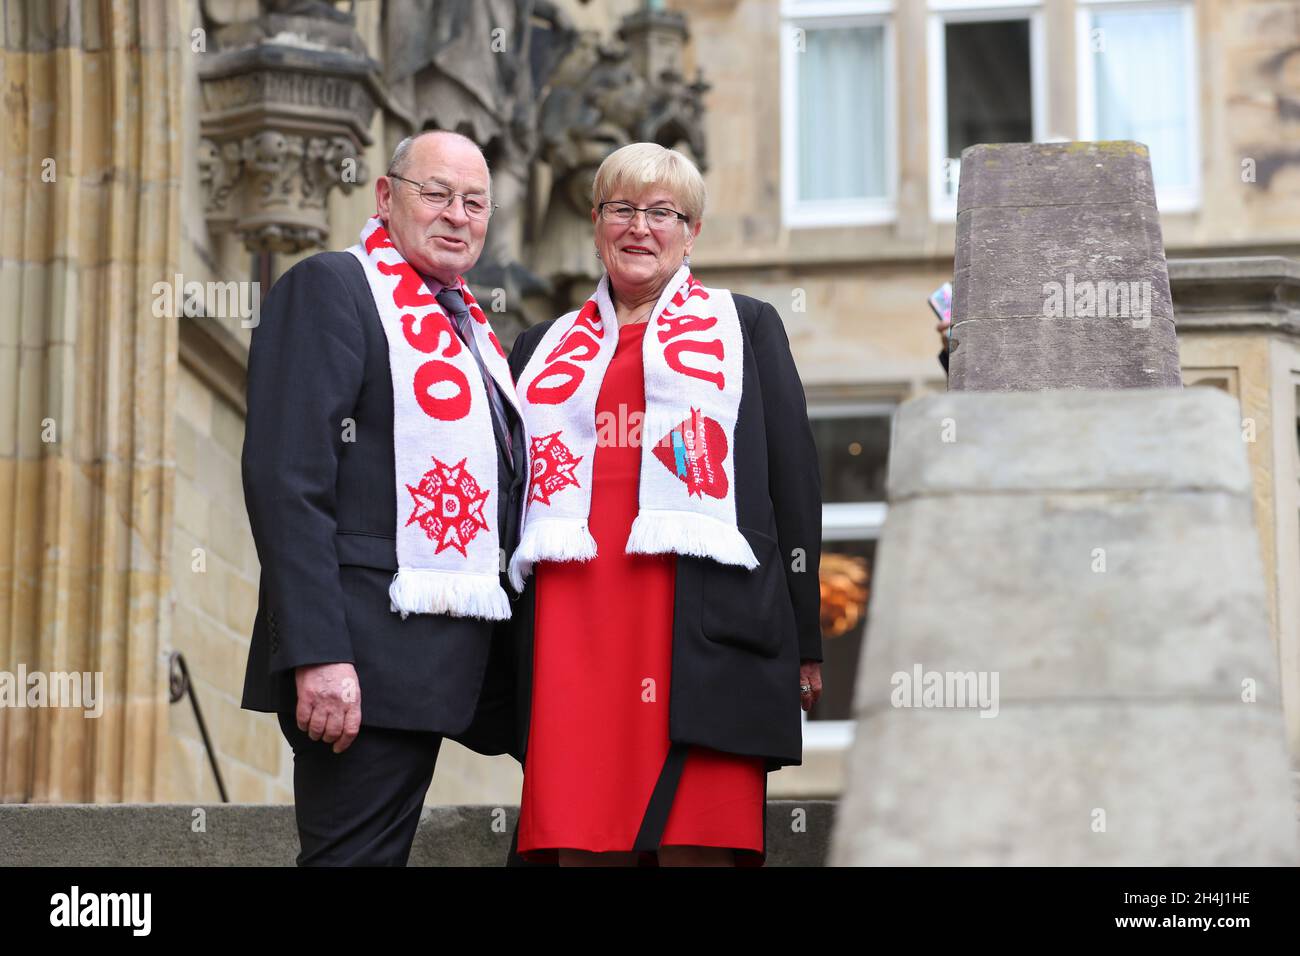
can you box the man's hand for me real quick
[295,662,362,754]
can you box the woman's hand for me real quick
[936,318,952,352]
[799,659,823,712]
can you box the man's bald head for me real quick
[375,130,492,285]
[387,130,488,182]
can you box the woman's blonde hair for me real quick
[591,142,706,223]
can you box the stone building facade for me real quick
[3,0,1299,809]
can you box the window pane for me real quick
[798,26,887,202]
[1089,8,1192,191]
[811,539,875,722]
[811,413,892,503]
[945,19,1033,160]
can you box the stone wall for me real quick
[1,0,183,803]
[162,364,287,803]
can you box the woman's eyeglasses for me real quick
[598,201,689,229]
[388,174,497,221]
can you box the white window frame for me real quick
[779,0,898,229]
[1075,0,1200,214]
[802,399,896,752]
[926,1,1048,222]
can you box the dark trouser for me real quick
[277,710,443,866]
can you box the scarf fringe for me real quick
[626,511,760,569]
[388,569,512,622]
[507,518,599,591]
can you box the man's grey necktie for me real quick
[434,287,512,458]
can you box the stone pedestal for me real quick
[949,142,1183,390]
[830,388,1298,864]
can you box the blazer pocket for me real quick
[699,526,793,658]
[334,530,398,571]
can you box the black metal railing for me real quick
[167,651,229,803]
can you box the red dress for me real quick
[517,320,767,865]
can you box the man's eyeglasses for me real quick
[598,201,689,229]
[388,174,497,221]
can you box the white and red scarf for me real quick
[347,216,526,621]
[508,264,757,591]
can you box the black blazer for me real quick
[506,293,823,770]
[240,251,525,754]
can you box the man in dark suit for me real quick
[240,130,525,866]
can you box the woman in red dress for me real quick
[507,143,824,866]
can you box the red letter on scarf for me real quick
[402,314,462,357]
[670,280,709,309]
[378,260,437,308]
[364,227,393,255]
[656,313,717,343]
[413,360,472,420]
[665,339,726,390]
[545,329,600,364]
[527,361,585,405]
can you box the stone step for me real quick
[0,802,835,866]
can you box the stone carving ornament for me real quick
[197,0,380,253]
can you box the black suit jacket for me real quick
[506,293,823,771]
[240,251,525,753]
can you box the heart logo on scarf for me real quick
[652,408,729,499]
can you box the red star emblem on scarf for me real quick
[405,456,491,556]
[528,431,582,506]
